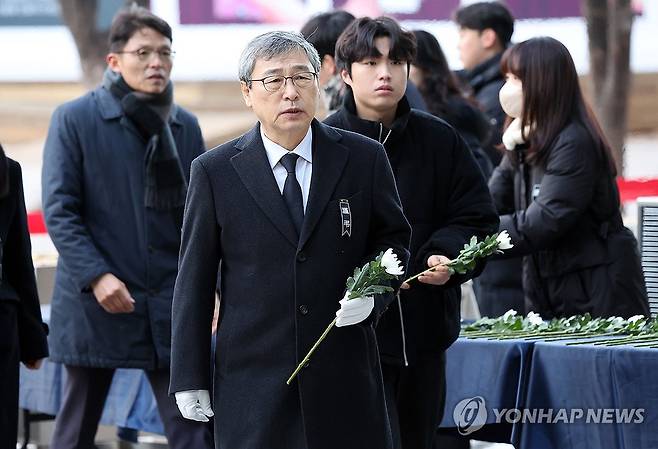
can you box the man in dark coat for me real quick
[325,17,499,449]
[169,31,411,449]
[0,144,49,448]
[41,7,212,448]
[454,1,514,167]
[454,1,525,320]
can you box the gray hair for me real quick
[238,31,321,85]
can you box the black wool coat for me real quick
[489,120,649,318]
[169,120,411,449]
[0,156,49,362]
[325,92,499,364]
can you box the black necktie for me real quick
[280,153,304,236]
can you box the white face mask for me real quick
[499,80,524,118]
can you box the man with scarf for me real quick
[42,7,212,448]
[325,17,498,449]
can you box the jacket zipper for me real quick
[396,291,409,366]
[378,123,392,146]
[380,122,406,365]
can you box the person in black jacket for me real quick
[326,17,499,449]
[490,37,649,318]
[0,143,49,448]
[454,1,514,166]
[409,29,492,179]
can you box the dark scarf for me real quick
[0,144,8,199]
[102,69,186,211]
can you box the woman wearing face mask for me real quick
[0,143,48,446]
[489,37,649,319]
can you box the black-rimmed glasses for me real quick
[248,71,318,92]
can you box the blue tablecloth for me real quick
[520,340,658,449]
[440,337,534,445]
[440,334,658,449]
[18,306,165,434]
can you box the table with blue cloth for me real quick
[439,337,534,446]
[520,340,658,449]
[440,334,658,449]
[19,306,165,436]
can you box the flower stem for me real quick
[286,317,337,385]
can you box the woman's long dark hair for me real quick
[411,30,464,117]
[500,37,616,174]
[0,143,8,199]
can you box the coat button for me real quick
[296,252,307,262]
[298,304,309,315]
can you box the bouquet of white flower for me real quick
[286,248,404,385]
[402,231,514,285]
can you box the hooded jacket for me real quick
[325,91,499,364]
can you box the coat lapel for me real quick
[299,120,349,249]
[231,124,299,247]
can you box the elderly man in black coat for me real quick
[0,144,49,448]
[41,7,212,448]
[169,31,411,449]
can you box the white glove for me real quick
[335,294,374,327]
[175,389,214,422]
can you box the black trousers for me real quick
[382,353,446,449]
[0,301,19,449]
[50,365,213,449]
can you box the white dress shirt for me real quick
[261,126,313,211]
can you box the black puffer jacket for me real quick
[325,91,499,364]
[489,121,649,318]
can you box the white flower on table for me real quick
[381,248,404,276]
[526,311,543,326]
[496,230,514,250]
[503,309,518,320]
[627,315,646,324]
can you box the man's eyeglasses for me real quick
[116,48,176,62]
[248,72,318,92]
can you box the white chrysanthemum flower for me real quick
[381,248,404,276]
[503,309,517,320]
[496,230,514,250]
[627,315,645,324]
[526,311,543,326]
